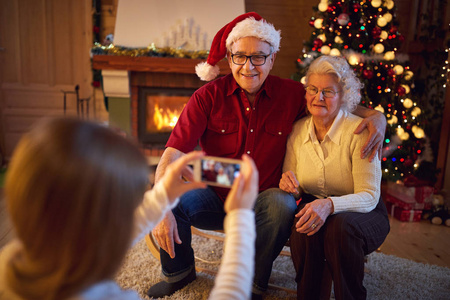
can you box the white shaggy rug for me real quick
[116,233,450,300]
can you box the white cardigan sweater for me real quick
[283,109,381,213]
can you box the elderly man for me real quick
[147,12,386,299]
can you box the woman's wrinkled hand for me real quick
[295,198,334,236]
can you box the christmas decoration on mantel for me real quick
[91,3,213,90]
[91,15,214,59]
[293,0,446,182]
[91,42,209,59]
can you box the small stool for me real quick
[61,85,80,115]
[61,85,89,118]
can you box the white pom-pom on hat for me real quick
[195,62,220,81]
[195,12,281,81]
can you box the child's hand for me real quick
[162,151,207,202]
[224,154,259,212]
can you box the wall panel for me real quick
[1,1,21,83]
[52,0,74,85]
[0,0,94,159]
[20,0,49,84]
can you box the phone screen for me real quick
[200,157,241,188]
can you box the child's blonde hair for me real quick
[4,117,149,299]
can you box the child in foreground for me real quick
[0,117,258,300]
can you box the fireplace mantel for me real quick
[92,55,230,97]
[92,55,230,74]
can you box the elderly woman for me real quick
[280,55,390,300]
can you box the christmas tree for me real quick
[293,0,435,183]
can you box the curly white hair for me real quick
[305,55,363,112]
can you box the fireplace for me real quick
[138,87,195,145]
[92,55,230,157]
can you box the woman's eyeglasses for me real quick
[305,86,339,98]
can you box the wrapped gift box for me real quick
[385,193,424,210]
[386,201,422,222]
[386,181,434,210]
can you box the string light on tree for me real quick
[384,51,395,60]
[402,98,413,108]
[335,36,344,44]
[374,43,385,53]
[372,0,382,8]
[443,46,450,88]
[385,0,395,9]
[377,16,388,27]
[330,48,341,56]
[318,2,328,12]
[314,18,324,29]
[393,64,404,75]
[380,30,388,39]
[321,45,331,54]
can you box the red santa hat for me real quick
[195,12,281,81]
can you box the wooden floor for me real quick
[1,191,449,269]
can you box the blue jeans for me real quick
[159,187,297,293]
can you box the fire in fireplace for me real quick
[138,87,195,145]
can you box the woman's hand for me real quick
[295,198,334,236]
[224,154,259,212]
[279,171,301,198]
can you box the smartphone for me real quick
[194,156,242,188]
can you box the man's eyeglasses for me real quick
[230,53,271,66]
[305,86,339,98]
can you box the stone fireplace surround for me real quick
[92,55,230,159]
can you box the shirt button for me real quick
[246,107,250,111]
[250,129,254,132]
[221,129,225,133]
[253,107,255,110]
[247,151,251,154]
[278,131,282,135]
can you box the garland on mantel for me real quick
[91,42,209,59]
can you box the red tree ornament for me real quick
[309,18,315,27]
[363,69,374,79]
[404,158,414,167]
[313,38,324,48]
[389,25,398,34]
[397,85,406,96]
[372,26,381,38]
[387,69,396,77]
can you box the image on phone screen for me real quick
[200,157,241,188]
